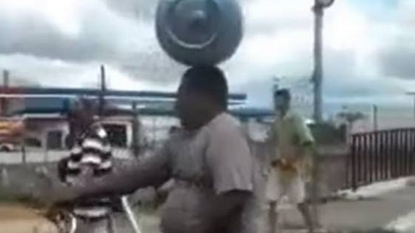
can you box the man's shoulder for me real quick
[212,112,240,127]
[208,112,242,134]
[287,110,303,119]
[281,111,304,125]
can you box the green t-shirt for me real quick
[271,110,314,161]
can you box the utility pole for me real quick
[99,65,106,117]
[311,0,335,227]
[313,5,323,123]
[1,70,9,116]
[312,0,335,123]
[131,102,140,159]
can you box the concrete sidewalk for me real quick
[278,186,415,232]
[134,186,415,233]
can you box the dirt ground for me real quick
[0,204,58,233]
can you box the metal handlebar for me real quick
[121,195,142,233]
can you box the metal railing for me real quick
[347,128,415,190]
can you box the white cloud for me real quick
[1,0,415,115]
[0,0,83,37]
[326,2,370,51]
[0,54,176,91]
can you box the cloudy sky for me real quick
[1,0,415,117]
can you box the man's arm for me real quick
[265,122,280,168]
[205,120,254,220]
[293,114,315,175]
[71,143,171,200]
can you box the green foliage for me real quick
[309,122,346,145]
[337,111,366,124]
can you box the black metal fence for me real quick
[347,128,415,190]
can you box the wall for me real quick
[24,118,68,149]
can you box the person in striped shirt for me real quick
[58,98,115,233]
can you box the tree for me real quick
[336,107,366,138]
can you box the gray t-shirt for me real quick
[157,113,256,233]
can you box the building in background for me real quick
[0,87,273,157]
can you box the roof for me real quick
[2,87,275,119]
[0,87,246,103]
[12,102,274,119]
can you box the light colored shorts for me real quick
[265,168,305,204]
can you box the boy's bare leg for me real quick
[297,202,314,233]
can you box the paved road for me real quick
[1,187,414,233]
[130,186,415,233]
[1,148,414,233]
[321,186,415,232]
[277,185,415,232]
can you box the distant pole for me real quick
[43,132,49,162]
[272,77,279,109]
[131,102,140,159]
[152,118,156,147]
[373,104,378,131]
[99,65,106,117]
[404,93,415,121]
[3,70,9,87]
[272,76,279,93]
[21,142,26,164]
[1,70,9,116]
[413,97,415,120]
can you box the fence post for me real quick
[403,129,407,175]
[380,132,387,180]
[388,131,393,179]
[374,131,379,181]
[363,134,368,185]
[411,130,415,174]
[395,130,400,178]
[351,135,357,190]
[369,133,374,183]
[402,130,407,176]
[393,130,399,178]
[408,129,411,175]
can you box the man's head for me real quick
[273,89,291,113]
[68,98,96,132]
[176,66,228,130]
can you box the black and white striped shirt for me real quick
[60,122,113,218]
